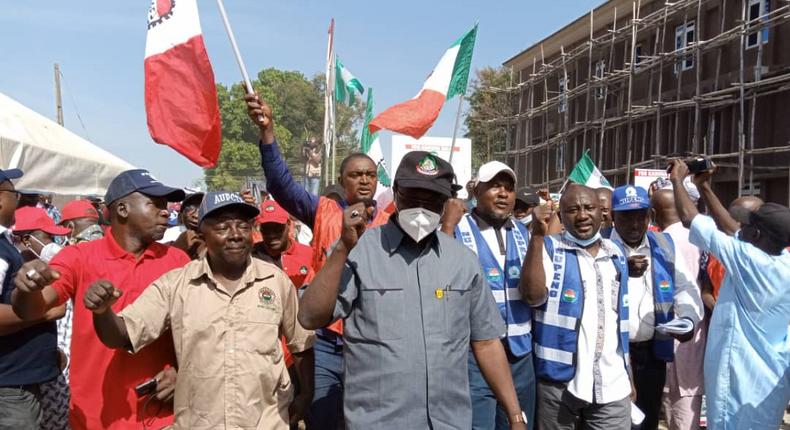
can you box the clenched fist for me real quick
[83,280,123,314]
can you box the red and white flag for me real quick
[144,0,221,168]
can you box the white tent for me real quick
[0,92,134,196]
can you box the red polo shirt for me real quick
[49,229,190,430]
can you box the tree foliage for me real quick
[205,68,365,191]
[463,66,512,172]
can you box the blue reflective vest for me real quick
[640,231,677,361]
[532,236,630,382]
[455,214,532,356]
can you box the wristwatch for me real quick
[509,411,527,424]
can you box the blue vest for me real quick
[645,231,676,362]
[533,236,630,382]
[455,214,532,356]
[0,234,59,386]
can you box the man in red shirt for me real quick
[254,201,315,289]
[11,169,189,429]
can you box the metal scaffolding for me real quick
[486,0,790,200]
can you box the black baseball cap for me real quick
[105,169,185,205]
[0,168,23,184]
[730,202,790,246]
[393,151,461,197]
[181,192,205,208]
[198,191,260,225]
[515,186,540,207]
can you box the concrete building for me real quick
[499,0,790,204]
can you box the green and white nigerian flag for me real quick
[568,150,612,189]
[335,55,364,106]
[360,88,391,187]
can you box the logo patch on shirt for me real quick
[258,287,276,307]
[486,268,502,281]
[299,266,308,275]
[508,266,521,279]
[658,280,671,292]
[561,289,578,303]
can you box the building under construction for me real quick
[498,0,790,204]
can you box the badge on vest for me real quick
[486,268,502,281]
[258,287,277,309]
[299,266,308,275]
[561,289,578,303]
[659,280,671,292]
[508,266,521,279]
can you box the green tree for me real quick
[205,68,365,191]
[463,66,512,172]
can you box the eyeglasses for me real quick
[0,189,21,201]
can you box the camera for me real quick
[667,156,713,174]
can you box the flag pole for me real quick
[215,0,254,94]
[323,19,335,187]
[448,95,464,164]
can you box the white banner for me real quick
[634,168,667,191]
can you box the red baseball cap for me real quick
[256,201,289,225]
[60,200,99,223]
[14,206,71,236]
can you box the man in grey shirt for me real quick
[299,151,527,430]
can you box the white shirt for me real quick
[611,229,704,342]
[294,221,314,246]
[541,239,632,404]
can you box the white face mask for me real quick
[398,207,441,243]
[517,214,533,226]
[29,235,63,263]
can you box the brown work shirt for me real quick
[118,257,314,429]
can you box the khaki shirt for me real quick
[119,257,314,429]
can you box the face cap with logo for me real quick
[730,202,790,247]
[14,206,71,236]
[256,201,289,225]
[198,191,260,226]
[393,151,462,197]
[60,200,99,224]
[475,161,516,186]
[612,185,650,212]
[104,169,186,205]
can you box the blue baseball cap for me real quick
[0,168,23,184]
[197,191,260,225]
[612,185,650,211]
[104,169,185,205]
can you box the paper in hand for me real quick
[656,317,694,335]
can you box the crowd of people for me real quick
[0,92,788,430]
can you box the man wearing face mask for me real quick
[12,205,73,430]
[299,152,528,430]
[246,93,391,429]
[520,184,633,429]
[441,161,536,430]
[59,199,104,244]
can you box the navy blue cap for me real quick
[197,191,260,225]
[612,185,650,211]
[104,169,185,205]
[0,168,23,184]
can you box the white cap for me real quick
[476,161,516,185]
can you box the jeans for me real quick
[306,333,344,430]
[0,385,43,429]
[305,176,321,196]
[630,341,666,430]
[469,347,536,430]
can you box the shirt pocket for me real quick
[442,283,474,340]
[238,309,281,357]
[355,285,405,341]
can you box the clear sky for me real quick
[1,0,602,189]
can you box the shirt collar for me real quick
[609,228,649,252]
[381,217,440,256]
[188,255,273,286]
[102,227,165,261]
[470,209,514,230]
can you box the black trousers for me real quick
[629,340,666,430]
